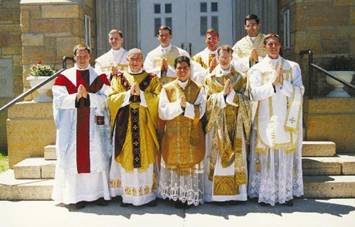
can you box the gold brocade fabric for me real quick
[232,33,267,59]
[161,79,205,173]
[107,71,162,172]
[205,67,251,186]
[213,176,239,195]
[192,55,208,69]
[152,46,181,69]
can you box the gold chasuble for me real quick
[108,71,162,172]
[161,79,205,174]
[233,33,266,59]
[205,66,251,197]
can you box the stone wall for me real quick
[5,0,96,167]
[279,0,355,97]
[20,0,96,93]
[0,0,22,152]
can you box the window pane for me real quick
[200,16,207,36]
[200,2,207,12]
[211,16,218,32]
[211,2,218,12]
[165,3,172,13]
[165,17,172,30]
[154,4,161,14]
[154,18,161,36]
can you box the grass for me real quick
[0,153,9,173]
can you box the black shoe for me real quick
[284,200,293,207]
[67,201,86,211]
[174,201,185,209]
[147,200,157,207]
[120,202,129,207]
[228,200,247,205]
[259,202,270,207]
[95,198,109,206]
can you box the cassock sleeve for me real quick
[278,63,305,97]
[107,76,131,127]
[184,87,206,119]
[143,52,155,73]
[158,88,184,120]
[139,76,162,130]
[249,67,275,101]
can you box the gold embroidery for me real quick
[123,185,152,196]
[213,176,239,196]
[110,179,121,189]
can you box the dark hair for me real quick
[263,33,281,45]
[217,44,233,55]
[73,43,91,56]
[244,14,260,25]
[205,28,219,38]
[158,26,172,36]
[174,56,190,68]
[109,29,123,38]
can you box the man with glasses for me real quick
[52,44,111,210]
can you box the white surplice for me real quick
[95,48,129,75]
[248,55,304,206]
[52,65,111,204]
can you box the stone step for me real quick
[14,158,56,179]
[0,170,53,200]
[302,154,355,176]
[44,145,56,160]
[302,141,336,157]
[304,175,355,198]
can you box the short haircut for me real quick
[158,26,172,35]
[205,28,219,38]
[263,33,281,45]
[109,29,123,38]
[127,48,144,58]
[73,43,91,56]
[244,14,260,25]
[217,44,233,55]
[174,56,190,68]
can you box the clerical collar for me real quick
[111,48,122,53]
[75,64,90,71]
[207,47,218,55]
[128,68,143,75]
[160,44,172,53]
[217,65,231,76]
[248,35,258,44]
[265,55,282,67]
[177,79,189,89]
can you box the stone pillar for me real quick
[0,0,22,152]
[6,0,96,167]
[20,0,95,93]
[279,0,355,97]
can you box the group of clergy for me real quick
[51,14,304,210]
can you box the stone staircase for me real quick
[0,145,55,200]
[302,141,355,198]
[1,141,355,200]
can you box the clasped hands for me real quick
[77,84,88,100]
[223,79,233,95]
[272,63,284,86]
[130,83,140,96]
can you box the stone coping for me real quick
[20,0,82,5]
